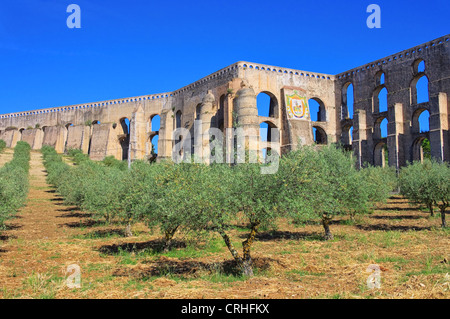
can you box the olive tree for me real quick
[195,161,282,277]
[360,165,398,211]
[400,160,437,217]
[430,161,450,228]
[400,160,449,227]
[279,145,372,240]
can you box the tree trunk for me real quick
[241,222,260,277]
[216,226,250,275]
[428,203,434,217]
[441,207,447,228]
[163,225,179,252]
[125,219,133,237]
[322,215,334,241]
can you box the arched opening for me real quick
[411,74,429,105]
[195,104,202,121]
[175,111,182,129]
[308,98,326,122]
[341,125,353,147]
[416,76,429,104]
[257,92,278,118]
[412,108,430,134]
[378,87,388,113]
[260,121,278,142]
[218,94,226,132]
[261,147,273,163]
[92,120,100,125]
[260,121,278,159]
[313,126,327,145]
[412,137,431,162]
[418,110,430,133]
[173,111,184,159]
[119,118,130,161]
[418,61,425,73]
[342,83,354,119]
[374,142,388,167]
[376,71,385,86]
[374,117,388,140]
[413,59,426,74]
[380,118,388,138]
[65,123,74,129]
[150,134,159,162]
[150,114,161,132]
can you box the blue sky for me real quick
[0,0,448,116]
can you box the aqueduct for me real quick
[1,34,449,168]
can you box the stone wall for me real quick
[0,34,448,168]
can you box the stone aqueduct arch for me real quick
[1,35,449,169]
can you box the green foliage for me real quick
[399,159,450,226]
[360,165,398,205]
[421,139,431,160]
[0,140,6,153]
[0,142,31,226]
[279,145,377,240]
[101,156,128,171]
[66,149,89,165]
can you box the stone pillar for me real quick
[389,103,405,170]
[198,90,217,163]
[89,123,117,161]
[129,104,147,161]
[21,128,44,150]
[429,93,449,161]
[0,129,20,148]
[234,81,259,163]
[353,109,370,168]
[66,125,91,154]
[157,109,174,161]
[42,126,68,153]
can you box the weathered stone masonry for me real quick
[1,34,449,169]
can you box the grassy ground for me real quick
[0,150,448,299]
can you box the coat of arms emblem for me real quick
[285,91,309,120]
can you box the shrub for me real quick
[0,142,31,226]
[102,156,128,171]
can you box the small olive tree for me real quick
[400,160,437,217]
[400,160,449,227]
[279,145,372,240]
[360,165,398,212]
[195,161,282,277]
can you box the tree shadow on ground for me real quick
[57,211,92,219]
[113,256,282,278]
[98,239,187,255]
[1,224,23,231]
[81,228,127,239]
[245,230,324,242]
[375,206,422,211]
[370,215,425,220]
[45,189,56,194]
[0,234,17,241]
[56,206,80,212]
[59,219,102,228]
[356,224,432,232]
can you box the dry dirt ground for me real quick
[0,148,13,168]
[0,150,448,299]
